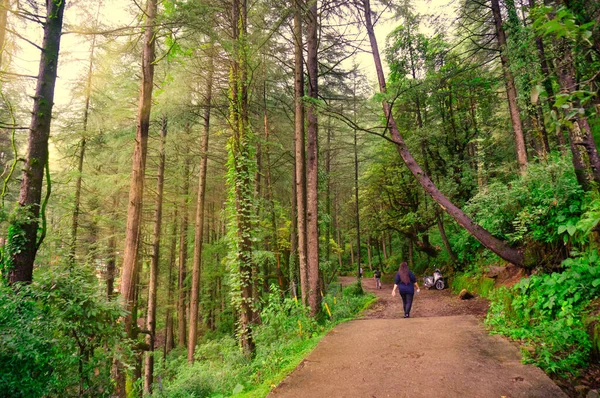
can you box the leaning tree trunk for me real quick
[120,0,157,329]
[361,0,524,267]
[8,0,65,284]
[293,0,308,305]
[188,47,213,363]
[143,116,167,395]
[490,0,528,172]
[305,0,320,316]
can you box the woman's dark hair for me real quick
[398,261,410,284]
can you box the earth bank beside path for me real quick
[269,275,566,398]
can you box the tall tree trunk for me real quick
[231,0,256,356]
[325,118,332,264]
[143,116,167,395]
[188,48,214,363]
[177,153,190,348]
[0,0,8,69]
[289,165,298,299]
[306,0,320,316]
[8,0,65,283]
[164,210,178,358]
[106,206,117,298]
[294,0,309,305]
[361,0,524,267]
[490,0,528,172]
[119,0,157,334]
[353,86,362,279]
[263,74,284,291]
[70,6,100,262]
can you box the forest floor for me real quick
[268,276,567,398]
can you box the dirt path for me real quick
[269,276,566,398]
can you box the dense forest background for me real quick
[0,0,599,396]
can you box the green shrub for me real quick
[0,264,128,397]
[486,251,600,376]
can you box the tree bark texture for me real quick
[490,0,528,172]
[362,0,524,267]
[306,0,320,316]
[143,116,167,395]
[293,0,309,305]
[119,0,157,331]
[188,48,214,363]
[8,0,65,284]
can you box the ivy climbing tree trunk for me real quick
[293,0,309,305]
[490,0,528,172]
[7,0,65,284]
[188,46,214,363]
[143,116,167,395]
[361,0,524,267]
[231,0,256,356]
[306,0,320,316]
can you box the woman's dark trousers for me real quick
[400,293,414,317]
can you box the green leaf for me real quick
[592,279,600,288]
[566,224,576,236]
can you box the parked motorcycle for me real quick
[424,269,445,290]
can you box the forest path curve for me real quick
[268,276,566,398]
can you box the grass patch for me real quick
[159,284,375,397]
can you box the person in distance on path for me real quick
[374,269,382,289]
[392,261,420,318]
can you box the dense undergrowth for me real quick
[155,283,374,397]
[449,156,600,378]
[0,264,127,397]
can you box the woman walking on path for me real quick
[392,262,420,318]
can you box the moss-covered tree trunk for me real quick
[8,0,65,284]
